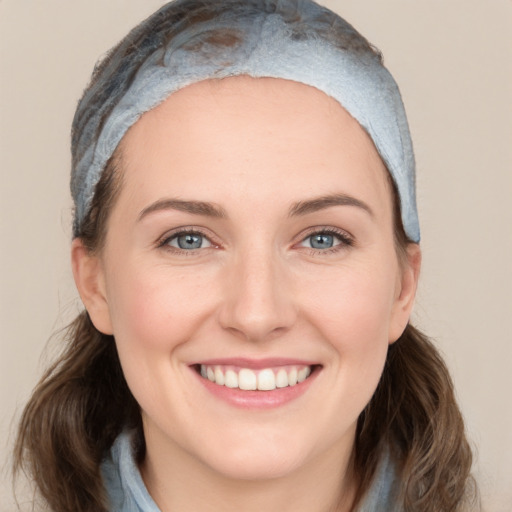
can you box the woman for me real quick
[14,1,477,510]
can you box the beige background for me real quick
[1,1,511,510]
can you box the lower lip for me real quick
[193,367,320,409]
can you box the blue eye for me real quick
[168,232,212,250]
[300,230,352,251]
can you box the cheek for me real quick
[297,258,397,409]
[288,262,396,447]
[105,263,218,353]
[103,264,220,417]
[302,260,398,346]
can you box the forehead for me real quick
[129,76,375,143]
[118,76,392,215]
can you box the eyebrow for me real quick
[138,198,228,221]
[288,193,374,218]
[138,193,373,222]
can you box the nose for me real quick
[218,248,297,343]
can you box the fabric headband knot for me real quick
[71,0,420,243]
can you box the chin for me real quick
[202,446,308,482]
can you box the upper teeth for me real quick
[200,365,312,391]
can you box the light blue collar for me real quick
[101,432,160,512]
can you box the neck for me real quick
[140,425,358,512]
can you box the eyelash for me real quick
[299,227,354,255]
[156,226,354,255]
[156,227,218,254]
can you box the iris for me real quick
[175,233,204,250]
[309,233,335,249]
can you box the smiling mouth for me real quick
[196,364,318,391]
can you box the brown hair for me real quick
[14,1,478,510]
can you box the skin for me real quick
[72,76,420,512]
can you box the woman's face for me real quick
[76,76,419,483]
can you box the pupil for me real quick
[178,234,202,249]
[311,234,333,249]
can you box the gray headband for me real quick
[71,0,420,242]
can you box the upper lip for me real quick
[190,357,319,369]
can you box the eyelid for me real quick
[156,226,221,252]
[296,226,355,253]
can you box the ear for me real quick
[71,238,113,335]
[388,243,421,343]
